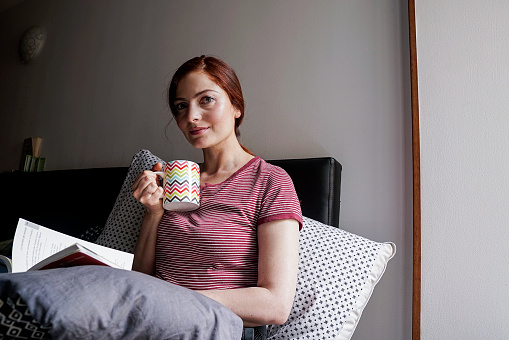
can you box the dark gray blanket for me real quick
[0,266,243,339]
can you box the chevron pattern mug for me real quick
[156,160,200,211]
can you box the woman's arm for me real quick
[132,210,163,274]
[197,218,300,326]
[131,163,164,274]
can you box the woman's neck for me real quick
[200,142,254,185]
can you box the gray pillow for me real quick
[0,266,243,340]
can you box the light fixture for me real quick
[19,25,45,64]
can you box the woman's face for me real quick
[173,71,240,150]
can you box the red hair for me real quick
[168,56,252,155]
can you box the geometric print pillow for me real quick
[95,150,166,253]
[0,295,51,339]
[266,217,396,340]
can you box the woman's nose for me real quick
[187,105,201,122]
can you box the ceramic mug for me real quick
[155,160,200,211]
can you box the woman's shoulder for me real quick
[232,156,294,190]
[248,157,294,188]
[255,157,290,176]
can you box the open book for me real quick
[0,219,133,273]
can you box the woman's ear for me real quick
[234,110,241,119]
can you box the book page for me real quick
[12,219,133,272]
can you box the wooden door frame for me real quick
[408,1,421,339]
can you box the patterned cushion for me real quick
[95,150,165,253]
[266,217,395,340]
[79,225,105,243]
[0,295,51,339]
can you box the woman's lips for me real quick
[189,127,208,136]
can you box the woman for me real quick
[132,56,302,328]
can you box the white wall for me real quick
[0,1,412,338]
[416,1,509,339]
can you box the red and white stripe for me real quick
[154,157,302,290]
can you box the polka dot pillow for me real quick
[266,217,396,340]
[95,150,166,253]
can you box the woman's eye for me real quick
[201,96,215,105]
[174,102,187,111]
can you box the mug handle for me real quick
[154,171,165,199]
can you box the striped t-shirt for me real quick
[154,156,302,290]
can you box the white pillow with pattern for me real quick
[267,217,395,340]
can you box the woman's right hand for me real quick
[132,162,164,215]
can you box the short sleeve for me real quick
[257,165,303,229]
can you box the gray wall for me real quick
[0,1,412,338]
[416,1,509,338]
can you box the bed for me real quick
[0,150,395,339]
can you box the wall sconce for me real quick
[19,25,45,64]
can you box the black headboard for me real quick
[0,157,342,242]
[268,157,342,227]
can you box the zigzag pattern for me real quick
[163,161,200,206]
[164,196,200,205]
[164,184,199,197]
[167,160,200,173]
[165,176,200,185]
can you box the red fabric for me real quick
[154,157,302,290]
